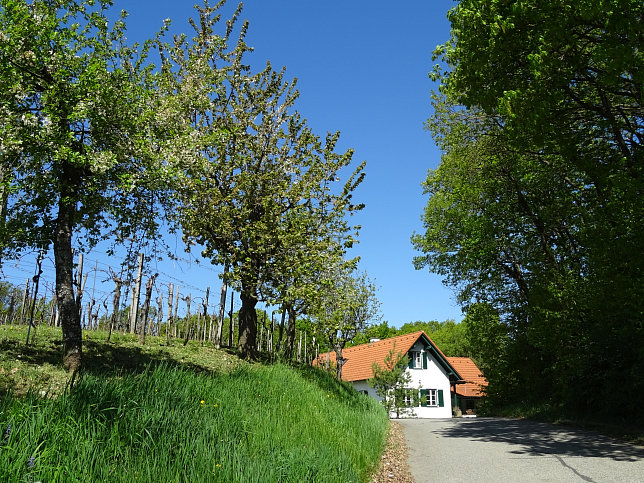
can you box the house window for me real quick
[408,350,427,369]
[420,389,444,407]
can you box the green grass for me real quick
[0,325,388,482]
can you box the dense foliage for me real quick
[413,0,643,421]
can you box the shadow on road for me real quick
[436,418,644,462]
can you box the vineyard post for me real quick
[215,278,226,348]
[173,285,180,338]
[182,294,191,346]
[128,253,143,334]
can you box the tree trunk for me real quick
[54,189,82,372]
[333,344,345,381]
[237,288,257,360]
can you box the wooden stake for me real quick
[166,282,174,343]
[228,290,234,348]
[203,287,210,344]
[129,253,144,334]
[19,278,29,325]
[156,296,163,337]
[173,285,180,338]
[139,273,157,345]
[107,275,122,343]
[26,251,44,345]
[182,294,191,346]
[215,277,227,348]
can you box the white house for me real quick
[316,331,480,418]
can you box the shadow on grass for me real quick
[296,363,372,409]
[0,330,241,390]
[81,340,241,380]
[0,337,62,367]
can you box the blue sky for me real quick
[4,0,462,326]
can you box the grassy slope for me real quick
[0,325,388,482]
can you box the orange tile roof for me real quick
[314,331,462,383]
[446,357,487,397]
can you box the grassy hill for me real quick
[0,325,388,482]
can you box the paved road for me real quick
[399,418,644,483]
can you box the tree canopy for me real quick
[174,4,366,360]
[0,0,177,369]
[415,0,643,420]
[0,0,373,367]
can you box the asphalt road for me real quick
[399,418,644,483]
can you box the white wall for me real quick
[352,341,453,419]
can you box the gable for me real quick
[314,331,463,383]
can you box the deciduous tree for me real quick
[0,0,175,370]
[176,4,365,360]
[313,267,380,380]
[416,0,644,419]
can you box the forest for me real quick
[412,0,643,423]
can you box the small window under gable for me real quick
[408,350,428,369]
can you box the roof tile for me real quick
[315,331,461,383]
[446,357,487,397]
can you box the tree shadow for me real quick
[297,364,372,409]
[80,340,241,379]
[437,418,644,462]
[0,338,61,367]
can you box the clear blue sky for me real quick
[4,0,462,326]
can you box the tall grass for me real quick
[0,362,387,482]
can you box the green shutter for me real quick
[438,390,444,407]
[422,352,427,369]
[420,389,427,407]
[408,354,413,369]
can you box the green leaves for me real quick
[419,0,644,419]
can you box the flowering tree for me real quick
[313,267,381,380]
[0,0,181,370]
[176,4,366,360]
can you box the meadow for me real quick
[0,325,388,482]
